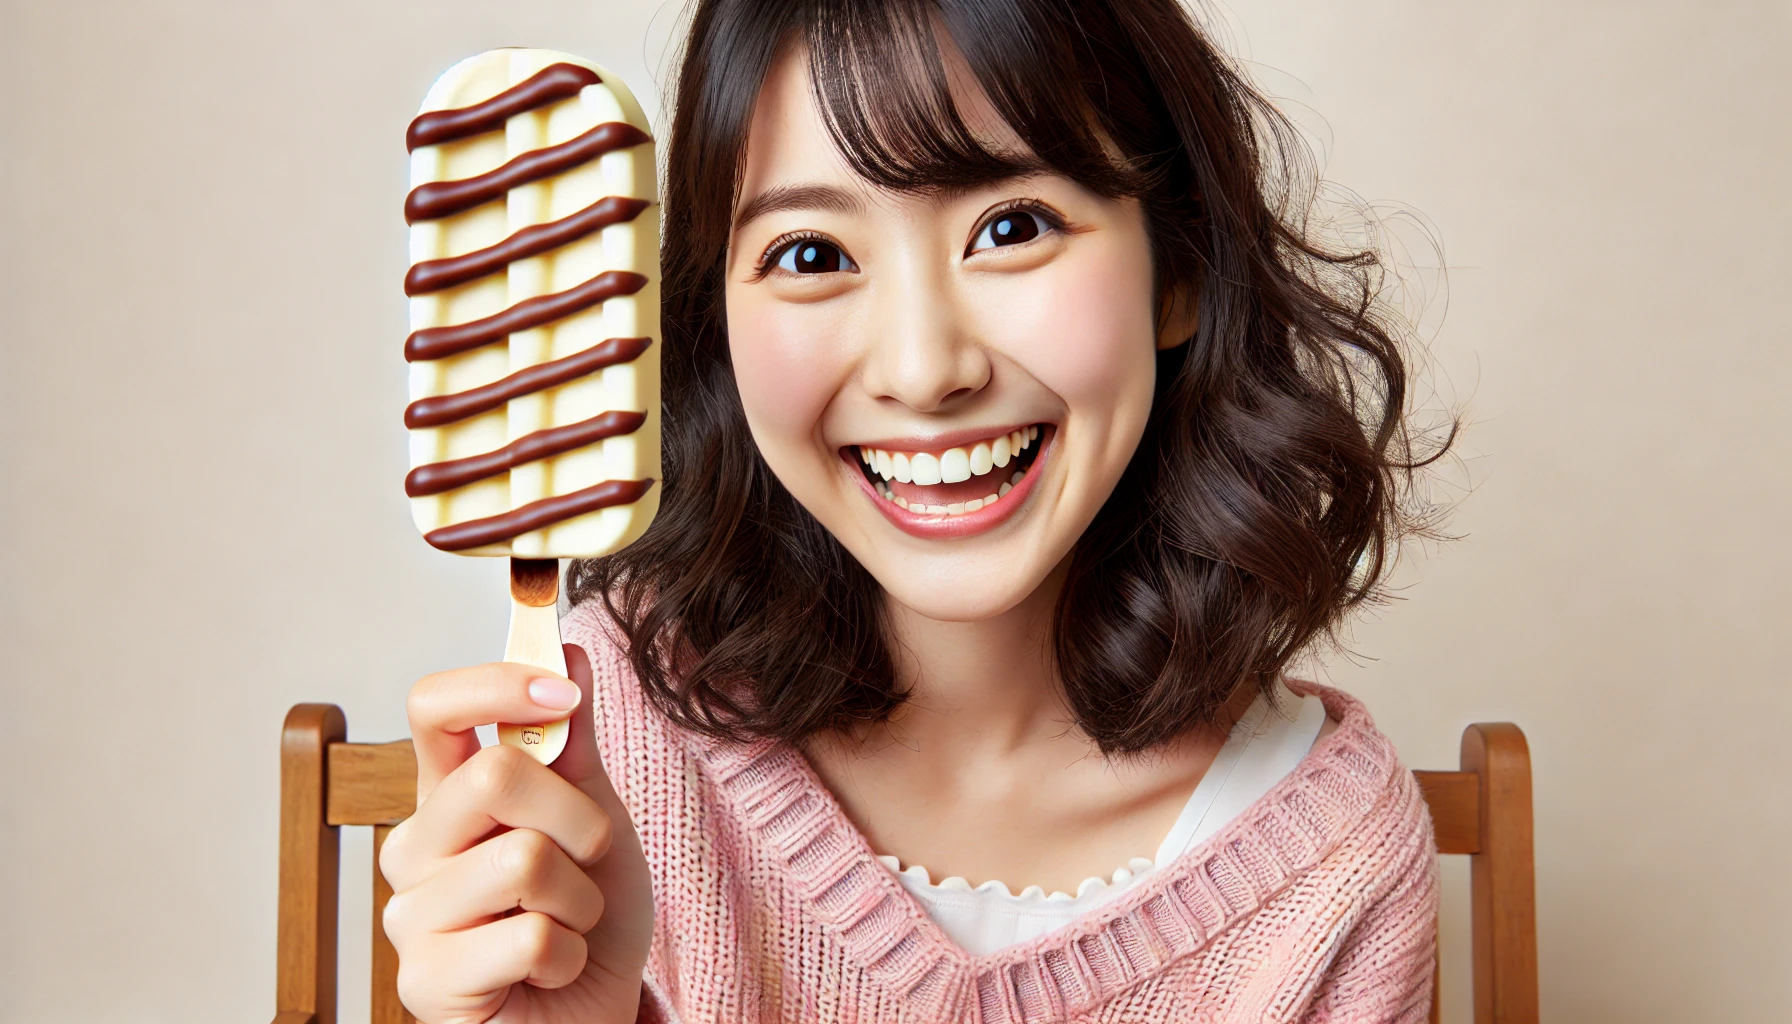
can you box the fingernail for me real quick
[528,677,581,711]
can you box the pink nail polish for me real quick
[528,677,581,711]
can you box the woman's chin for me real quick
[870,561,1056,624]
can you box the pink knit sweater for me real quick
[565,604,1438,1023]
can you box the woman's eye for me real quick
[969,209,1046,253]
[775,238,856,274]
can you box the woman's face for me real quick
[725,48,1170,622]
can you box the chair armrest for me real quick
[272,1012,317,1024]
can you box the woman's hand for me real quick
[379,645,655,1024]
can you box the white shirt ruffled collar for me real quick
[879,679,1329,955]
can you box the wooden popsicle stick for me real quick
[497,557,570,764]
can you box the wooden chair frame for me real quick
[273,705,1538,1024]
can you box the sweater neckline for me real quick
[882,681,1327,904]
[692,681,1398,1023]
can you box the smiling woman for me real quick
[569,0,1447,753]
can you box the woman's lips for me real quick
[843,425,1055,539]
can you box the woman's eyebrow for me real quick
[931,163,1053,205]
[733,183,864,230]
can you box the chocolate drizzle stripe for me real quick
[405,121,650,223]
[405,196,650,296]
[405,270,648,362]
[405,337,652,429]
[423,478,655,552]
[407,63,602,151]
[406,410,647,497]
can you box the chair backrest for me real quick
[1411,724,1540,1024]
[272,705,1538,1024]
[276,705,417,1024]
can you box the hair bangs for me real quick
[801,0,1142,197]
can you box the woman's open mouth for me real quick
[840,424,1054,539]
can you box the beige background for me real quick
[2,0,1787,1021]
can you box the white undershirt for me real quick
[877,680,1328,956]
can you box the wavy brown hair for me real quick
[568,0,1454,754]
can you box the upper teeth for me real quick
[859,426,1038,484]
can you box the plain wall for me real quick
[2,1,1786,1021]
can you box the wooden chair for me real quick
[273,706,1538,1024]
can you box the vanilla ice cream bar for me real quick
[403,48,659,559]
[402,48,659,763]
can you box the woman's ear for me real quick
[1156,283,1200,350]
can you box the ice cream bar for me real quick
[403,48,659,762]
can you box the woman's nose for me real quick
[857,267,991,413]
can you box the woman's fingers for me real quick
[384,827,605,937]
[385,651,648,1022]
[395,911,589,1014]
[381,744,611,893]
[407,661,585,802]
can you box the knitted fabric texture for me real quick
[565,604,1438,1024]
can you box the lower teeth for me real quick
[882,469,1026,516]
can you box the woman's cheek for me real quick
[989,256,1157,426]
[726,298,847,466]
